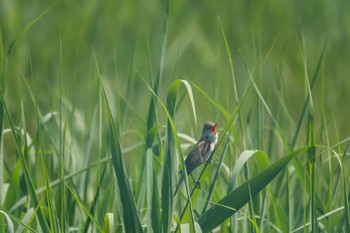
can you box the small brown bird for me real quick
[174,121,218,195]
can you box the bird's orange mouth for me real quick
[212,122,218,134]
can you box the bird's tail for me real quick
[174,172,184,196]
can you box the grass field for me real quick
[1,0,350,232]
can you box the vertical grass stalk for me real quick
[94,53,143,233]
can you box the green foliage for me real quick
[1,0,350,232]
[197,147,307,232]
[103,213,114,233]
[96,56,143,232]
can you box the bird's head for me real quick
[202,121,219,142]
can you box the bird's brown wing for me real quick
[185,140,211,175]
[175,140,211,196]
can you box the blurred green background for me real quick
[1,0,350,231]
[1,0,350,137]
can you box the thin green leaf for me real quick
[82,163,108,233]
[8,141,142,212]
[227,150,270,193]
[146,125,163,149]
[307,73,317,233]
[330,105,350,231]
[189,81,230,120]
[0,88,51,232]
[180,79,197,128]
[341,144,350,231]
[94,53,143,233]
[104,213,114,233]
[292,206,347,233]
[59,120,66,233]
[197,147,308,232]
[291,37,327,147]
[201,137,230,214]
[247,66,326,216]
[146,147,161,233]
[2,160,21,211]
[218,16,238,102]
[66,183,103,232]
[144,126,161,233]
[0,211,14,233]
[34,98,58,232]
[15,208,35,233]
[180,222,203,233]
[7,3,57,56]
[140,76,196,232]
[165,79,195,232]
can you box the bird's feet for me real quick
[205,158,214,163]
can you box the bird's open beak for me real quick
[212,122,219,133]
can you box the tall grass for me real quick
[1,0,350,232]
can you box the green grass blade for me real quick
[292,205,347,232]
[144,0,169,130]
[2,160,21,211]
[299,30,317,232]
[286,169,291,233]
[141,77,196,232]
[118,92,146,125]
[146,125,163,149]
[138,22,167,228]
[9,156,110,213]
[307,112,316,233]
[227,150,270,193]
[7,3,56,56]
[151,160,161,233]
[145,147,161,233]
[8,139,145,213]
[59,121,66,233]
[179,79,197,128]
[66,183,103,232]
[341,148,350,231]
[330,106,350,231]
[180,222,203,233]
[247,66,326,217]
[247,70,290,150]
[0,89,51,232]
[0,23,5,233]
[291,41,327,147]
[201,137,231,214]
[82,163,108,233]
[94,54,143,233]
[15,208,36,233]
[145,126,162,233]
[5,210,36,233]
[189,81,230,119]
[59,40,66,233]
[218,16,238,102]
[134,2,168,222]
[167,79,197,128]
[164,79,195,232]
[197,147,308,232]
[103,213,114,233]
[0,210,14,233]
[34,98,58,232]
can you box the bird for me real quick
[174,121,219,196]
